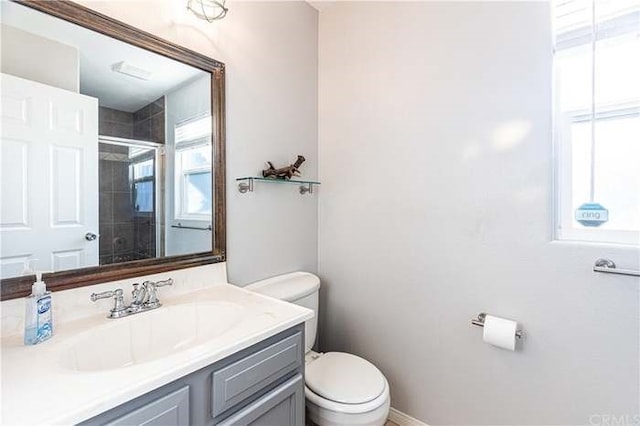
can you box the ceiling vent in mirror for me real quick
[187,0,228,22]
[111,61,152,81]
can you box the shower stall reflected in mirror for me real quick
[98,136,164,265]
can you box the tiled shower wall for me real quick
[98,143,134,264]
[99,106,134,138]
[99,97,164,143]
[133,97,165,143]
[98,98,165,264]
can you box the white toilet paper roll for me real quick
[482,315,517,351]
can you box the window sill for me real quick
[548,239,640,251]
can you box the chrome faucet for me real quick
[90,278,174,319]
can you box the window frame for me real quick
[173,114,213,223]
[555,107,640,245]
[553,3,640,246]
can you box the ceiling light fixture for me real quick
[111,61,152,81]
[187,0,228,22]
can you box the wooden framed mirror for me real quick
[0,0,226,300]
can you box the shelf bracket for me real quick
[299,183,313,195]
[238,178,254,193]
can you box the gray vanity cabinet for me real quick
[79,325,305,426]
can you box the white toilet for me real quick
[246,272,390,426]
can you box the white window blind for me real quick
[553,0,640,245]
[175,114,212,148]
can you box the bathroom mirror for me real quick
[0,0,226,300]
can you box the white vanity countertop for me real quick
[1,283,313,426]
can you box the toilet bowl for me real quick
[304,351,390,426]
[245,272,390,426]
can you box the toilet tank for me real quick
[245,272,320,353]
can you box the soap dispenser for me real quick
[24,261,53,345]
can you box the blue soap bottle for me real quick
[24,271,53,345]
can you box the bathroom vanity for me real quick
[0,266,313,426]
[80,324,305,426]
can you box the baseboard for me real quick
[389,407,428,426]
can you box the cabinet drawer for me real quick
[217,374,303,426]
[212,331,302,417]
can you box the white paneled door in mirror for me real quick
[0,73,99,278]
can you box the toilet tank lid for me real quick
[245,271,320,302]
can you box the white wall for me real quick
[318,2,639,425]
[165,74,212,256]
[75,0,319,284]
[0,24,79,92]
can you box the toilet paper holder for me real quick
[471,313,523,339]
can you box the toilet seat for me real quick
[305,380,390,414]
[305,352,389,414]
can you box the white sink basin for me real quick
[61,302,245,372]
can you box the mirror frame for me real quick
[1,0,226,300]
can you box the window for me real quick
[174,115,212,221]
[131,158,155,213]
[553,0,640,245]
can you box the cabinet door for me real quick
[105,386,189,426]
[217,375,304,426]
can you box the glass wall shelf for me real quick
[236,176,321,195]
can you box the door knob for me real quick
[85,232,98,241]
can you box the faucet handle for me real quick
[90,288,123,302]
[142,278,172,308]
[90,288,127,318]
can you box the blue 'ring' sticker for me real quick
[575,202,608,227]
